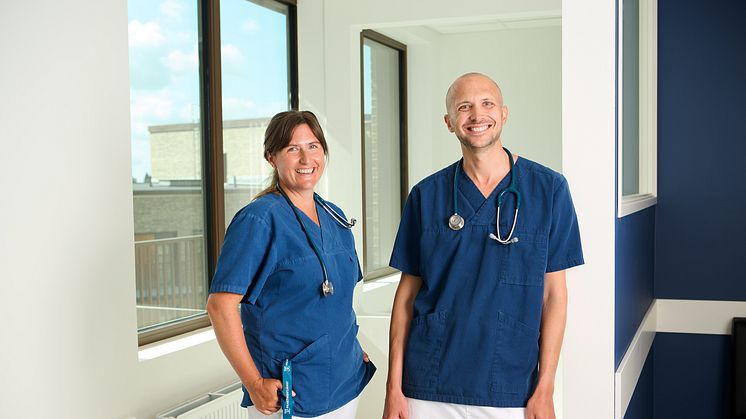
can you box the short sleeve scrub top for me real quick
[389,157,584,407]
[209,193,376,417]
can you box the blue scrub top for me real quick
[390,158,584,408]
[209,193,375,417]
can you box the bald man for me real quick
[382,73,584,419]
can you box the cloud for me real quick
[160,0,184,19]
[163,45,199,73]
[241,19,260,32]
[131,92,176,121]
[128,20,165,48]
[222,97,256,120]
[178,103,201,122]
[129,47,171,90]
[221,44,243,64]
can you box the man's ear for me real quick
[444,114,455,132]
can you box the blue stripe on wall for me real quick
[656,0,746,301]
[653,333,733,419]
[623,338,654,419]
[615,206,655,367]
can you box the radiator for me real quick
[156,382,244,419]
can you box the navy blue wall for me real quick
[656,0,746,300]
[653,333,733,419]
[615,206,656,367]
[651,1,745,417]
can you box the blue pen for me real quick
[282,359,294,419]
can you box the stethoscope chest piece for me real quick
[448,214,464,231]
[322,279,334,297]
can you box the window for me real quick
[128,0,297,346]
[221,0,294,224]
[618,0,657,217]
[360,30,407,279]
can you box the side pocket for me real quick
[490,311,540,396]
[402,311,447,390]
[499,232,548,286]
[273,334,331,414]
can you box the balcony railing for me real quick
[135,235,207,330]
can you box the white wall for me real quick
[0,2,235,418]
[561,1,616,418]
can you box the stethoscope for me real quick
[448,147,521,244]
[277,185,356,297]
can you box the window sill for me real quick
[618,193,657,218]
[138,327,215,361]
[363,266,399,282]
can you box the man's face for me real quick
[444,75,508,151]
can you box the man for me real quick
[382,73,584,419]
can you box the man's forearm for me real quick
[386,273,422,392]
[535,270,568,393]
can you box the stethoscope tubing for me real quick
[276,186,355,297]
[451,147,521,244]
[315,196,356,229]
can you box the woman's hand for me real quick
[363,351,370,363]
[246,376,283,415]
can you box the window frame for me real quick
[137,0,298,346]
[617,0,657,218]
[359,29,408,281]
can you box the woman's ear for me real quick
[266,153,276,168]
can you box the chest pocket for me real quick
[327,250,359,293]
[498,232,547,286]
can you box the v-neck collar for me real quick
[455,158,519,225]
[298,200,326,249]
[278,193,327,250]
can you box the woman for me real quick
[207,110,375,419]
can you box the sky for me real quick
[128,0,289,181]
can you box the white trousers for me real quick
[408,398,526,419]
[247,396,359,419]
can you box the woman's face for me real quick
[269,123,326,194]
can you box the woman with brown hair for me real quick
[207,110,375,419]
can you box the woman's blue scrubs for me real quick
[209,193,375,417]
[389,158,584,407]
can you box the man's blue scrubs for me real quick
[209,193,375,417]
[389,158,584,407]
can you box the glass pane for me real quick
[362,38,402,274]
[622,0,640,196]
[221,0,290,223]
[128,0,208,331]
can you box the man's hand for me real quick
[246,377,283,415]
[382,388,409,419]
[525,388,555,419]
